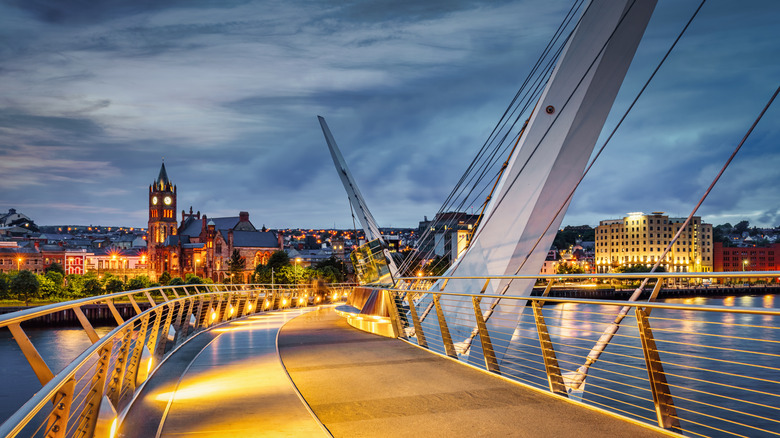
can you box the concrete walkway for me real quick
[119,308,327,438]
[278,307,672,438]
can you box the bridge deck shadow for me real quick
[279,307,673,438]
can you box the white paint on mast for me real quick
[318,116,399,277]
[445,0,657,298]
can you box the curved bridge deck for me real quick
[121,306,670,437]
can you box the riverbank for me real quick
[0,302,152,326]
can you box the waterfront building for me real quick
[146,164,281,282]
[713,242,779,272]
[594,212,713,273]
[416,212,479,261]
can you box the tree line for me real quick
[0,250,350,306]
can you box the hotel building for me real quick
[595,212,713,273]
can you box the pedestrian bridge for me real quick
[0,274,778,437]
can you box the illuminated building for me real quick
[595,212,713,273]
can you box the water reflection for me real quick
[0,325,113,422]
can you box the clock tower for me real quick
[148,162,177,275]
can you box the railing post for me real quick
[128,294,143,315]
[45,378,74,438]
[382,289,401,338]
[154,303,176,358]
[531,300,567,396]
[77,345,110,437]
[146,308,163,355]
[432,294,457,358]
[144,291,156,306]
[123,315,150,395]
[7,323,55,385]
[73,305,100,344]
[107,328,132,406]
[472,296,500,374]
[406,292,427,348]
[635,307,681,432]
[105,299,125,325]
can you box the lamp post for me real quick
[743,259,748,271]
[195,258,200,277]
[17,257,22,271]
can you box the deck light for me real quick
[136,345,153,385]
[94,396,118,438]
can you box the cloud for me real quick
[0,0,778,230]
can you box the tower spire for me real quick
[155,161,172,191]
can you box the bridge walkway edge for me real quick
[278,307,677,438]
[118,307,328,437]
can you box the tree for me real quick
[159,271,172,286]
[265,250,289,271]
[169,277,185,286]
[11,270,40,305]
[82,278,103,296]
[0,272,9,299]
[185,273,203,284]
[45,271,64,290]
[556,263,585,275]
[314,256,346,282]
[105,278,125,293]
[734,220,750,234]
[37,274,60,300]
[614,265,666,273]
[228,249,245,282]
[126,275,150,291]
[45,262,65,276]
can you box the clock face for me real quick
[164,196,172,205]
[152,196,158,205]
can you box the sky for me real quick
[0,0,778,230]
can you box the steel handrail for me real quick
[375,273,780,437]
[0,282,355,438]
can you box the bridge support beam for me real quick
[636,307,681,432]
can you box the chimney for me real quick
[239,211,249,222]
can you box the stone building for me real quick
[594,212,713,273]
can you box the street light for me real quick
[195,258,200,276]
[743,259,749,271]
[17,257,22,271]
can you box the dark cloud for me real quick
[0,0,778,229]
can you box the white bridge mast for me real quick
[447,0,658,296]
[318,116,399,279]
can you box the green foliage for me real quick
[553,225,595,251]
[169,277,185,286]
[11,270,40,305]
[105,278,125,293]
[314,257,346,282]
[45,262,65,276]
[266,250,290,270]
[159,271,172,286]
[614,265,666,273]
[45,271,64,289]
[0,272,10,299]
[555,263,585,275]
[126,275,150,291]
[64,274,85,298]
[185,274,203,285]
[37,274,59,299]
[254,265,273,284]
[734,220,750,234]
[228,249,246,277]
[82,278,103,296]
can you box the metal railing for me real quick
[381,272,780,438]
[0,283,353,438]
